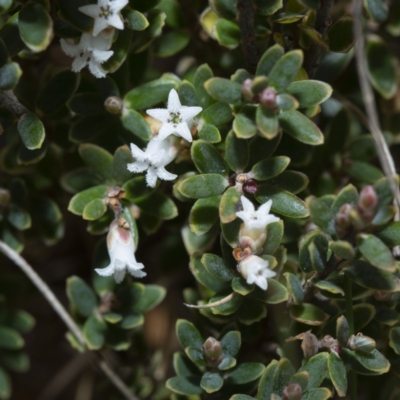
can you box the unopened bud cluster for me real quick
[282,383,303,400]
[241,78,278,110]
[202,337,223,368]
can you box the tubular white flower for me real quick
[146,89,202,143]
[127,136,178,187]
[79,0,128,36]
[236,196,280,251]
[238,255,276,290]
[60,32,114,78]
[95,220,146,283]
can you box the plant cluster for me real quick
[0,0,400,399]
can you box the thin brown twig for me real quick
[0,240,139,400]
[304,0,334,78]
[352,0,400,247]
[237,0,259,73]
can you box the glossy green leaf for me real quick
[266,171,309,194]
[191,140,228,175]
[214,18,240,49]
[328,352,347,397]
[331,184,358,216]
[198,123,221,143]
[290,303,329,326]
[176,319,203,350]
[225,362,264,384]
[83,315,106,350]
[154,30,190,57]
[263,220,284,255]
[268,50,303,92]
[205,78,243,106]
[68,185,109,216]
[327,14,355,53]
[0,366,10,400]
[256,107,279,139]
[219,186,240,224]
[200,372,223,393]
[112,146,134,184]
[389,326,400,355]
[366,35,396,99]
[166,376,203,395]
[257,360,279,400]
[306,196,335,235]
[7,205,31,231]
[364,0,388,23]
[302,388,332,400]
[121,108,152,141]
[79,144,113,180]
[0,326,24,350]
[225,130,249,171]
[179,174,229,199]
[250,279,289,304]
[345,160,384,183]
[285,80,332,107]
[178,80,197,107]
[66,276,97,318]
[135,191,178,220]
[190,196,220,235]
[278,110,324,145]
[202,101,233,126]
[18,2,53,52]
[284,272,304,304]
[252,157,290,181]
[210,293,243,315]
[194,63,213,108]
[124,8,149,30]
[256,44,284,77]
[82,198,107,221]
[375,222,400,247]
[201,253,234,281]
[299,352,329,390]
[255,0,283,15]
[17,113,45,150]
[233,105,258,139]
[256,184,309,218]
[0,62,21,90]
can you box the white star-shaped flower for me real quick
[79,0,128,36]
[127,136,178,187]
[95,221,146,283]
[238,255,276,290]
[60,32,113,78]
[146,89,202,143]
[236,196,280,251]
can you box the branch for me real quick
[0,90,29,117]
[304,0,334,78]
[237,0,259,73]
[0,240,139,400]
[184,292,236,309]
[352,0,400,248]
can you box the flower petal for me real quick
[114,268,126,283]
[127,160,148,173]
[157,166,177,182]
[180,106,202,121]
[146,168,158,187]
[167,89,182,113]
[174,122,193,142]
[88,61,107,78]
[92,49,113,63]
[156,123,175,141]
[146,108,170,122]
[71,55,88,72]
[130,143,147,161]
[95,264,115,277]
[60,39,80,57]
[258,199,273,215]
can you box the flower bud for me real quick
[243,179,258,194]
[259,88,277,110]
[242,78,254,102]
[334,203,352,237]
[0,188,10,206]
[251,76,269,94]
[301,331,319,359]
[202,337,223,367]
[104,96,123,114]
[348,333,376,353]
[282,383,303,400]
[358,185,378,222]
[374,290,392,302]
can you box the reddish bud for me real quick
[282,383,303,400]
[241,78,254,102]
[202,337,223,367]
[104,96,123,114]
[259,88,277,109]
[243,179,258,194]
[335,204,352,227]
[358,185,378,222]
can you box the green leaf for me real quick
[271,358,296,397]
[285,80,332,107]
[251,279,289,304]
[328,352,347,397]
[299,352,329,389]
[290,303,329,326]
[185,346,206,367]
[66,276,97,318]
[178,80,197,107]
[266,171,309,194]
[276,93,299,110]
[237,297,267,324]
[194,63,214,108]
[79,144,113,180]
[364,0,388,23]
[121,108,152,141]
[0,326,24,350]
[225,362,264,384]
[135,191,178,220]
[278,110,324,145]
[366,35,396,99]
[190,196,220,235]
[83,315,106,350]
[306,196,335,234]
[0,62,21,90]
[357,233,396,272]
[68,185,109,215]
[299,230,328,273]
[268,50,303,92]
[133,284,166,312]
[179,174,229,199]
[344,261,400,291]
[302,388,332,400]
[7,205,31,230]
[154,30,190,57]
[221,330,241,358]
[345,160,384,183]
[200,372,223,393]
[82,198,107,221]
[17,113,45,150]
[255,0,283,15]
[274,12,304,23]
[210,293,243,315]
[343,348,390,374]
[198,123,221,143]
[176,319,203,350]
[256,107,279,139]
[173,352,200,377]
[256,44,284,76]
[112,146,134,184]
[257,360,279,400]
[37,70,80,114]
[18,2,53,52]
[191,140,228,175]
[201,253,234,281]
[249,133,281,166]
[123,176,153,202]
[214,18,240,49]
[331,184,358,216]
[225,130,249,171]
[58,0,93,31]
[375,222,400,247]
[329,241,355,260]
[233,105,258,139]
[202,101,233,126]
[252,157,290,181]
[124,8,149,30]
[166,376,203,396]
[256,184,309,218]
[182,223,219,256]
[263,220,284,254]
[389,326,400,355]
[218,186,240,224]
[124,78,177,110]
[284,272,304,304]
[205,78,243,106]
[230,395,256,400]
[0,367,10,400]
[327,14,355,53]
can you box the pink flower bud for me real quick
[243,179,258,194]
[242,78,254,102]
[202,337,223,367]
[335,204,352,227]
[104,96,123,114]
[282,383,303,400]
[358,185,378,222]
[259,88,277,109]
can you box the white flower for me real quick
[95,220,146,283]
[127,136,178,187]
[79,0,128,36]
[238,255,276,290]
[60,32,113,78]
[146,89,202,143]
[236,196,280,251]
